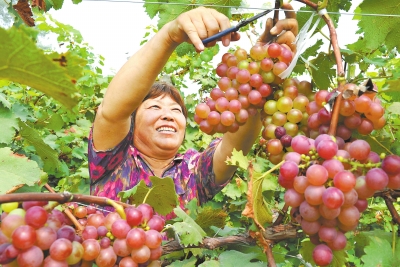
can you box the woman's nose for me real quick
[161,109,174,121]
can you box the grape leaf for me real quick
[49,0,63,10]
[143,0,167,19]
[293,39,323,75]
[195,206,227,236]
[225,148,249,170]
[299,240,315,264]
[218,250,265,267]
[242,167,273,229]
[118,176,178,216]
[382,79,400,102]
[167,257,198,267]
[309,52,336,90]
[0,104,18,144]
[361,236,396,266]
[173,206,207,246]
[18,121,61,174]
[198,260,220,267]
[355,0,400,51]
[387,102,400,115]
[221,181,244,200]
[0,147,41,194]
[0,27,78,108]
[157,0,194,29]
[201,0,242,18]
[176,43,196,57]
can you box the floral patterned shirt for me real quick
[88,119,226,216]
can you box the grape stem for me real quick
[370,136,393,155]
[294,0,345,136]
[44,184,84,233]
[374,189,400,225]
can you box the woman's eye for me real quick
[173,108,182,113]
[150,105,160,109]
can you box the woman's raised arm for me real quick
[93,7,240,151]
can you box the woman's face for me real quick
[133,95,186,157]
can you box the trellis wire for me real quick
[82,0,400,18]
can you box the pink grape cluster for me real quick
[194,43,294,135]
[306,86,385,140]
[260,79,315,163]
[0,201,165,267]
[278,134,400,266]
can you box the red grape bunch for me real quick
[306,84,385,140]
[0,201,165,267]
[278,134,400,266]
[194,42,294,135]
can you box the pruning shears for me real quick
[202,8,274,45]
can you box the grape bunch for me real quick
[0,201,165,267]
[306,85,385,140]
[259,79,315,163]
[194,42,294,135]
[278,134,400,266]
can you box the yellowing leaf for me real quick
[0,27,78,108]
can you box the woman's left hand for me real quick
[257,3,298,52]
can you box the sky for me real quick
[48,0,362,76]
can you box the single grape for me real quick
[322,187,344,209]
[284,189,304,208]
[313,244,333,266]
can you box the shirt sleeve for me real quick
[88,118,134,185]
[189,138,231,205]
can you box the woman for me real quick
[89,5,298,211]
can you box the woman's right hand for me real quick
[166,7,241,52]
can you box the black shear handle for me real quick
[201,9,273,46]
[202,25,241,45]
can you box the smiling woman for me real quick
[88,4,298,216]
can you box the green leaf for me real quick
[356,0,400,51]
[198,260,220,267]
[173,206,207,246]
[201,0,242,18]
[167,257,198,267]
[382,79,400,102]
[47,113,64,131]
[143,0,167,19]
[19,121,62,174]
[0,104,18,144]
[218,250,265,267]
[361,236,395,266]
[176,43,195,57]
[309,53,336,90]
[157,0,194,29]
[221,181,245,200]
[49,0,64,10]
[387,102,400,115]
[0,147,41,194]
[118,176,178,216]
[0,27,78,108]
[225,148,249,170]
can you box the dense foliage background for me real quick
[0,0,399,266]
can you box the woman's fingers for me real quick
[173,7,239,51]
[275,31,297,53]
[257,18,274,44]
[270,18,299,37]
